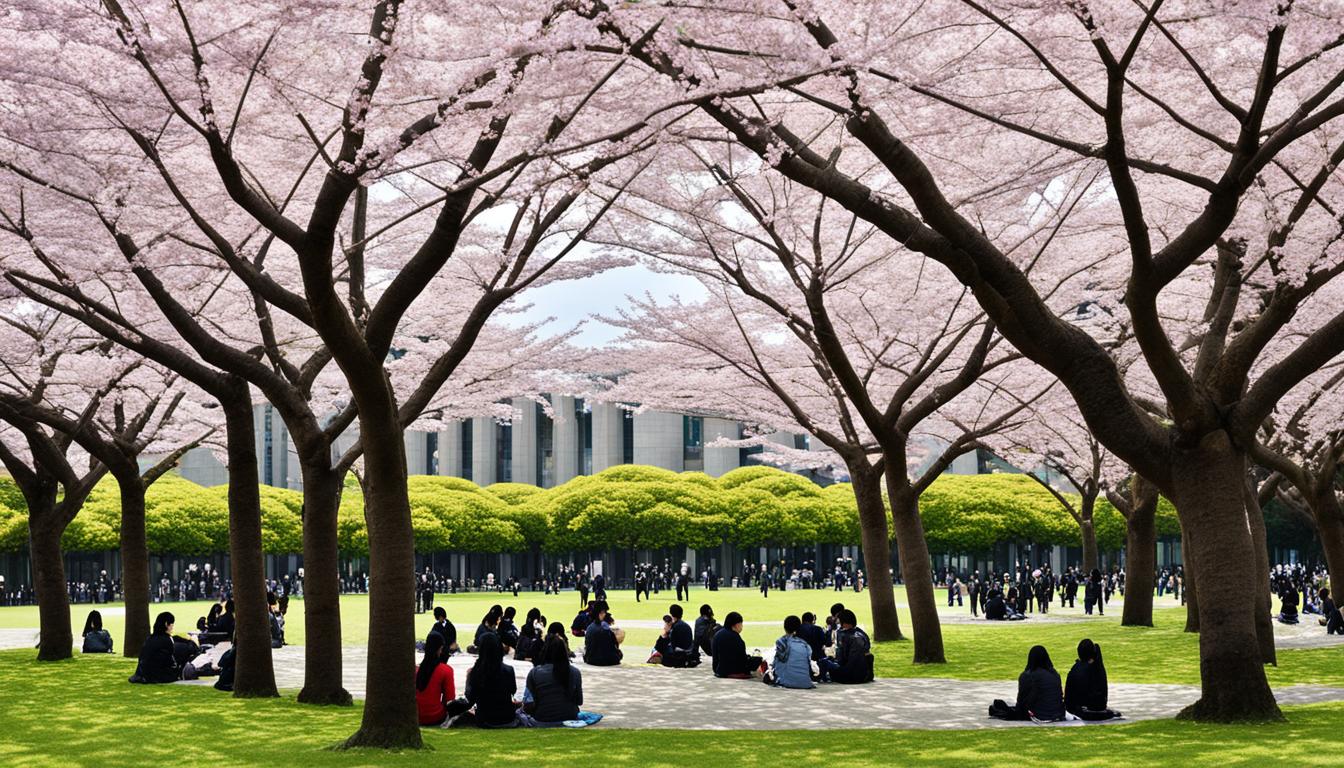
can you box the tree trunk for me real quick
[117,474,151,659]
[848,466,902,642]
[1120,482,1156,627]
[297,462,351,706]
[1183,523,1200,633]
[1243,481,1276,666]
[1079,515,1099,577]
[222,392,278,698]
[1310,487,1344,595]
[886,477,944,664]
[1170,432,1279,722]
[30,515,72,661]
[341,403,421,749]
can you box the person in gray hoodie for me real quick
[766,615,816,689]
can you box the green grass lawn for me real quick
[9,587,1341,688]
[1,648,1342,768]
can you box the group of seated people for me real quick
[1279,585,1344,634]
[984,587,1028,621]
[988,639,1121,722]
[417,607,595,728]
[125,610,237,692]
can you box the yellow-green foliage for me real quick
[0,465,1181,557]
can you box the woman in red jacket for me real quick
[415,633,456,726]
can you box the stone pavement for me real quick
[177,644,1344,730]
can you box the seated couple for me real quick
[988,640,1121,722]
[416,632,599,728]
[645,604,701,668]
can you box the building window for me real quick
[262,405,274,486]
[577,399,592,476]
[460,421,473,481]
[497,423,512,483]
[537,400,554,488]
[621,409,634,465]
[794,433,809,451]
[426,432,438,475]
[684,415,704,472]
[739,444,763,466]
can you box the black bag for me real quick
[988,699,1013,719]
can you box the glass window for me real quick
[684,415,704,472]
[622,409,634,465]
[460,421,473,481]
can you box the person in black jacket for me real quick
[215,599,236,638]
[1065,638,1121,720]
[130,612,180,684]
[710,612,761,678]
[583,605,622,666]
[472,606,502,652]
[797,612,826,662]
[1321,588,1344,634]
[991,645,1064,721]
[459,633,519,728]
[820,610,873,684]
[693,604,719,658]
[81,610,113,654]
[651,604,699,667]
[430,606,459,653]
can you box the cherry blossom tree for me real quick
[597,166,1056,662]
[578,0,1344,721]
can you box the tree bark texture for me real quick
[117,474,151,659]
[1170,433,1279,722]
[887,477,945,664]
[341,404,421,749]
[223,393,278,698]
[1120,485,1156,627]
[30,514,72,661]
[1311,487,1344,593]
[1183,523,1200,633]
[297,462,352,705]
[1243,482,1276,666]
[849,466,902,642]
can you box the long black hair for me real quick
[1025,644,1053,672]
[82,610,103,637]
[542,633,572,694]
[206,603,223,626]
[417,632,446,692]
[469,632,505,689]
[153,611,175,635]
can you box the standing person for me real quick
[577,570,590,608]
[676,566,690,602]
[592,573,607,603]
[759,567,771,599]
[968,572,981,618]
[1084,569,1100,616]
[711,612,762,679]
[415,633,457,726]
[634,568,648,603]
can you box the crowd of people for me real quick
[938,563,1137,620]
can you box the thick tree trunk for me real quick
[1310,488,1344,596]
[1183,524,1200,633]
[341,405,421,749]
[887,477,944,664]
[1170,432,1279,722]
[30,516,72,661]
[117,474,151,659]
[297,463,351,706]
[848,466,902,642]
[1243,483,1276,666]
[1120,484,1156,627]
[223,393,278,698]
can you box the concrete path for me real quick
[177,644,1344,730]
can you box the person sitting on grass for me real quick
[522,634,584,726]
[824,602,845,650]
[571,601,595,638]
[711,612,763,679]
[498,606,520,653]
[214,599,236,637]
[415,633,457,727]
[213,636,236,693]
[694,604,719,658]
[990,645,1064,721]
[819,609,873,684]
[430,606,459,654]
[81,609,113,654]
[130,612,180,684]
[1319,587,1343,634]
[797,612,826,662]
[515,608,543,662]
[765,615,815,689]
[1064,639,1121,720]
[1277,584,1300,624]
[583,604,623,666]
[650,604,699,668]
[455,632,518,728]
[471,606,502,653]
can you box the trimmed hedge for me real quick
[0,465,1180,556]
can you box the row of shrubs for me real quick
[0,464,1179,556]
